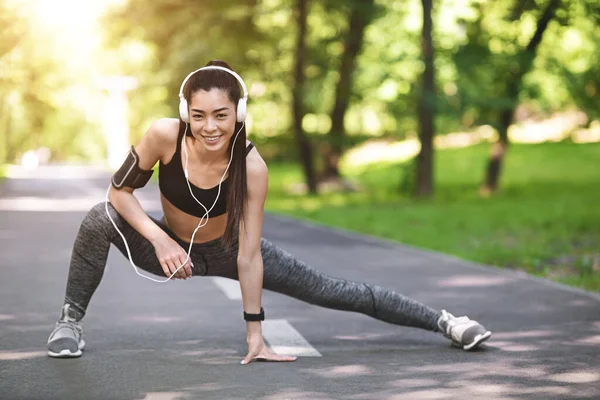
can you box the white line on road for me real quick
[211,278,322,357]
[263,320,322,357]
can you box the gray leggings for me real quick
[64,202,441,332]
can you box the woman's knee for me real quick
[260,239,321,292]
[87,201,112,217]
[260,238,294,268]
[80,202,116,235]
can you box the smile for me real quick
[202,135,223,143]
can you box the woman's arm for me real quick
[237,152,296,365]
[108,118,192,279]
[108,118,172,242]
[237,154,268,333]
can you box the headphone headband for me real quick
[178,65,248,100]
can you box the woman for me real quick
[47,60,491,364]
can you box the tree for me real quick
[481,0,562,195]
[320,0,376,184]
[415,0,436,197]
[292,0,318,193]
[553,0,600,122]
[104,0,263,122]
[0,1,79,163]
[0,0,25,163]
[0,0,24,58]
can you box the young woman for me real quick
[47,60,491,364]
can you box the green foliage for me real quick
[352,0,420,137]
[398,159,416,195]
[0,1,25,57]
[103,0,280,141]
[546,0,600,121]
[1,0,597,291]
[266,141,600,291]
[1,0,598,164]
[0,0,107,164]
[451,0,599,130]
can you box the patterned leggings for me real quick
[63,202,442,332]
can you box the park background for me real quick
[1,0,599,291]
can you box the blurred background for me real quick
[1,0,599,290]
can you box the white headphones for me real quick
[178,65,248,123]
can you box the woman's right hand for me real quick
[152,236,193,280]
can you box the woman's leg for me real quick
[49,201,172,357]
[203,238,491,350]
[259,238,442,332]
[62,202,167,320]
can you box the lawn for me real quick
[265,141,600,292]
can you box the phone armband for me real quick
[111,146,154,190]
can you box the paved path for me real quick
[0,165,599,400]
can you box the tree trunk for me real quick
[481,0,561,196]
[481,108,511,195]
[292,0,317,194]
[321,0,375,182]
[415,0,435,198]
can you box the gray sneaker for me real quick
[437,310,491,351]
[47,304,85,358]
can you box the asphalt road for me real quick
[0,165,599,400]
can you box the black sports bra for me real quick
[158,120,254,218]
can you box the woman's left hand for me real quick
[241,333,297,365]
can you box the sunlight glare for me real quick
[27,0,124,29]
[14,0,139,167]
[20,0,125,69]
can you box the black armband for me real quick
[111,146,154,190]
[243,307,265,322]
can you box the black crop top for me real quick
[158,120,254,218]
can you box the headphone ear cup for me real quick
[179,98,190,123]
[236,98,247,122]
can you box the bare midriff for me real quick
[154,126,251,244]
[160,194,228,243]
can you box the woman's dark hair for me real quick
[182,60,247,250]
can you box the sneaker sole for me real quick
[463,331,492,351]
[48,339,85,358]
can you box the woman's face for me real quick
[188,88,237,153]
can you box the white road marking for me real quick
[211,277,242,300]
[263,320,322,357]
[211,276,321,357]
[140,392,185,400]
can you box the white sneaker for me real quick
[437,310,491,351]
[47,304,85,358]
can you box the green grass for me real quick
[265,141,600,292]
